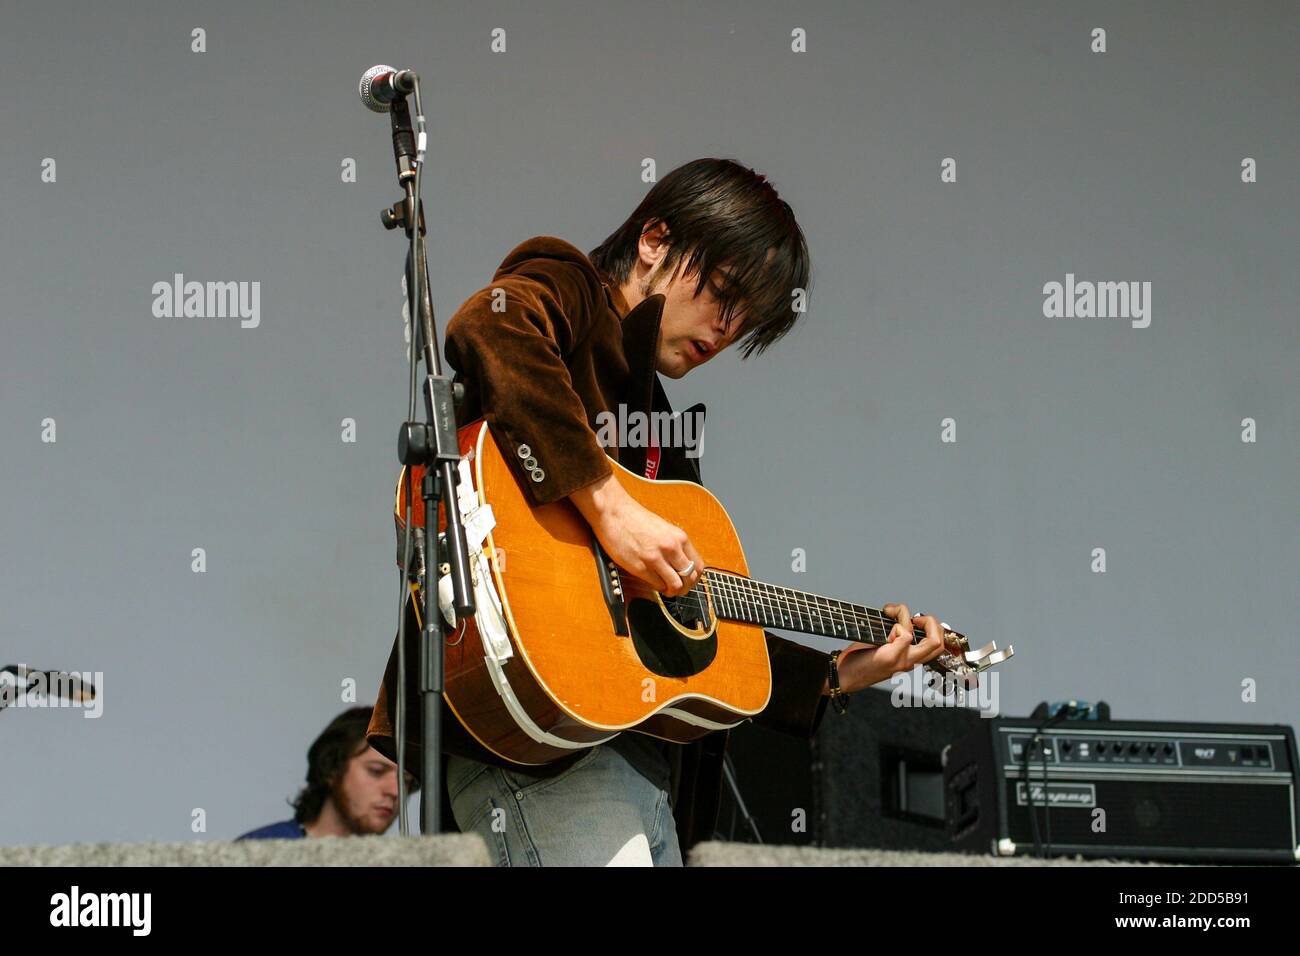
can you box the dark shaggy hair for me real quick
[290,706,381,825]
[589,157,811,359]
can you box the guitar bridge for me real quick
[590,536,629,636]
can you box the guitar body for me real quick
[399,419,772,766]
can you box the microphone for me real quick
[359,64,416,113]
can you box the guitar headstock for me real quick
[923,628,1014,686]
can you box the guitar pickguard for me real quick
[626,596,718,678]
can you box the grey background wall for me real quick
[1,1,1295,845]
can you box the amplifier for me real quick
[943,718,1300,864]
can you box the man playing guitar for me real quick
[367,158,954,866]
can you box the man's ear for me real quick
[640,217,670,242]
[638,219,672,265]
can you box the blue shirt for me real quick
[237,818,306,840]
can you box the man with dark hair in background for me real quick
[238,706,415,840]
[367,158,950,865]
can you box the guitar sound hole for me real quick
[662,592,714,631]
[626,598,717,678]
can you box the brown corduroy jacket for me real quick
[366,236,830,852]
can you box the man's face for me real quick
[646,260,747,379]
[332,745,402,835]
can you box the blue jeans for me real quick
[446,745,683,866]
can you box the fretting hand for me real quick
[830,603,949,693]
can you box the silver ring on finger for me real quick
[676,560,695,577]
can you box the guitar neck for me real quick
[700,569,923,647]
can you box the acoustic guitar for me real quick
[396,419,1013,766]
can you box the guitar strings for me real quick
[660,569,927,647]
[682,573,896,639]
[704,570,898,638]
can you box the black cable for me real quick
[1020,703,1078,858]
[1020,732,1041,855]
[1042,727,1052,855]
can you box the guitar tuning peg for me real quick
[965,641,998,663]
[968,646,1015,671]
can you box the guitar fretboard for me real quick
[697,569,924,646]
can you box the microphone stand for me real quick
[379,83,475,835]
